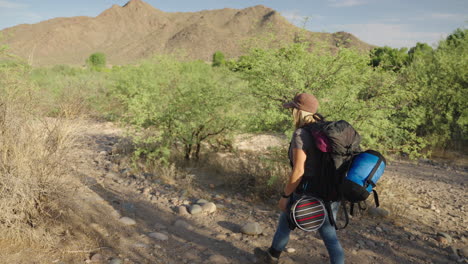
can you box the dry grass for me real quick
[0,63,79,248]
[202,148,290,199]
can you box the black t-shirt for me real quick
[288,126,322,194]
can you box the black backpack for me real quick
[300,120,385,229]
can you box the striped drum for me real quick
[290,196,327,232]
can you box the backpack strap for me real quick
[372,190,380,208]
[324,201,336,230]
[365,157,383,188]
[325,201,349,230]
[339,202,349,230]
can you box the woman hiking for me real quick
[254,93,345,264]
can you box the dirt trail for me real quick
[61,120,467,264]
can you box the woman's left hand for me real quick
[278,197,289,212]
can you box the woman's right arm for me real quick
[278,147,307,212]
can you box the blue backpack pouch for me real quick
[341,150,386,204]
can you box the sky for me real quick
[0,0,467,48]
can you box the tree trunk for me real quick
[195,142,201,160]
[185,143,192,160]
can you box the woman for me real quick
[254,93,344,264]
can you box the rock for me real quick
[202,202,217,213]
[286,248,296,253]
[184,252,199,261]
[436,236,450,245]
[90,253,104,262]
[458,247,468,258]
[177,206,189,215]
[119,217,136,226]
[174,219,193,230]
[437,232,453,243]
[352,250,358,255]
[241,222,263,235]
[143,187,152,195]
[154,223,167,230]
[196,199,209,205]
[148,232,168,241]
[280,257,295,264]
[208,254,229,264]
[109,258,123,264]
[368,207,389,218]
[376,227,383,232]
[133,242,150,248]
[189,204,203,215]
[110,209,121,218]
[366,241,376,248]
[122,202,135,214]
[215,233,228,240]
[230,233,241,239]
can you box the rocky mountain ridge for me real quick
[2,0,373,66]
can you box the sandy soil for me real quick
[27,120,467,264]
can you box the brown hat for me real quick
[283,93,319,113]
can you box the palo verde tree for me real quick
[112,56,244,161]
[369,46,409,72]
[230,42,427,157]
[407,42,433,63]
[401,28,468,150]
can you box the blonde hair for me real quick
[293,108,322,129]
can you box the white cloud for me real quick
[430,13,467,22]
[328,0,368,7]
[0,0,28,9]
[327,23,447,48]
[410,13,468,22]
[281,10,325,27]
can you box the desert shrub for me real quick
[230,43,424,156]
[212,51,226,67]
[86,52,106,69]
[0,54,77,243]
[400,28,468,151]
[369,46,409,72]
[201,144,290,198]
[111,56,247,162]
[30,66,112,119]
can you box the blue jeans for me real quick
[270,197,345,264]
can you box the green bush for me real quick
[86,52,106,69]
[369,46,409,72]
[401,28,467,150]
[212,51,226,67]
[230,43,428,157]
[30,65,111,118]
[111,56,247,161]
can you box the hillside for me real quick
[1,0,373,66]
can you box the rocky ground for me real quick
[37,120,468,264]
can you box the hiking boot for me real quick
[254,248,279,264]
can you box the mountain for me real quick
[1,0,373,66]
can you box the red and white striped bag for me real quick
[289,196,327,232]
